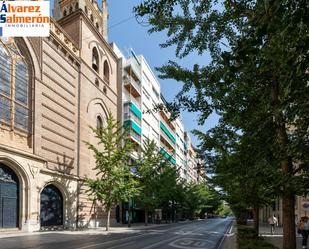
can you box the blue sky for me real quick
[106,1,220,146]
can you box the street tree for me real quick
[184,182,221,219]
[136,139,162,226]
[135,1,309,248]
[85,112,140,231]
[196,124,280,234]
[156,160,181,223]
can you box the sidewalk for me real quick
[0,222,183,239]
[259,224,303,249]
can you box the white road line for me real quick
[74,233,146,249]
[216,221,234,249]
[107,241,135,249]
[141,236,180,249]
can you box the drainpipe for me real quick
[76,62,81,229]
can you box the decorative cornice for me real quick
[50,18,80,58]
[0,144,47,163]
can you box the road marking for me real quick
[169,238,215,249]
[216,221,235,249]
[141,236,180,249]
[107,241,135,249]
[74,233,147,249]
[173,231,204,236]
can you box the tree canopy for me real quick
[135,1,309,248]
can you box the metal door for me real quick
[0,164,19,228]
[40,185,63,227]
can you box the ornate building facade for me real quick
[0,0,121,231]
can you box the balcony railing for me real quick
[127,97,141,110]
[124,73,141,96]
[129,129,142,144]
[160,147,176,165]
[160,143,176,158]
[160,119,176,140]
[160,131,176,149]
[160,121,176,148]
[124,112,141,126]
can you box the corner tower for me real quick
[54,0,108,41]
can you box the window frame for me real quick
[0,38,31,133]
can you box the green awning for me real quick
[130,103,142,119]
[124,120,142,135]
[160,121,176,144]
[160,147,176,165]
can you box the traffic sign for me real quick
[303,202,309,211]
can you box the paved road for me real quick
[0,218,234,249]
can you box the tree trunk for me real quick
[271,75,296,249]
[252,207,259,237]
[128,203,131,227]
[145,207,148,226]
[106,209,110,231]
[283,193,296,249]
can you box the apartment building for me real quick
[111,46,201,222]
[0,0,120,231]
[113,47,200,181]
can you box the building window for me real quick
[92,47,99,73]
[85,6,88,14]
[69,6,73,14]
[90,14,94,22]
[95,78,99,87]
[75,2,78,10]
[0,38,30,132]
[97,116,103,129]
[103,60,109,83]
[63,9,67,17]
[96,23,99,30]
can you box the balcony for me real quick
[126,97,141,110]
[160,147,176,165]
[124,112,141,126]
[161,143,176,158]
[124,101,142,120]
[126,128,142,145]
[160,110,176,131]
[124,65,141,98]
[124,120,142,145]
[160,121,176,149]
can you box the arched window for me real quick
[90,14,94,22]
[95,78,99,87]
[85,6,88,14]
[69,6,73,13]
[63,9,67,17]
[92,47,99,73]
[97,116,103,129]
[96,23,99,30]
[0,38,30,131]
[75,2,79,10]
[103,60,109,83]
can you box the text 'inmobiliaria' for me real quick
[0,1,50,37]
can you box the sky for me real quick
[106,0,220,146]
